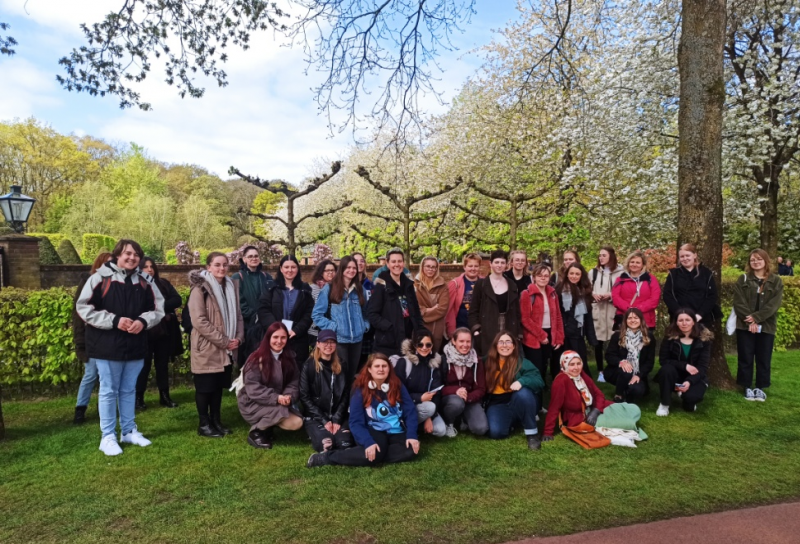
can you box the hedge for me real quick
[57,239,82,264]
[81,234,117,263]
[38,237,62,265]
[0,280,797,388]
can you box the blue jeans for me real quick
[95,359,144,437]
[486,388,539,439]
[76,360,99,407]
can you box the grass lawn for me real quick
[2,354,800,544]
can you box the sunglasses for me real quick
[417,342,433,349]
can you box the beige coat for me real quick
[591,265,624,342]
[188,271,245,374]
[415,273,450,353]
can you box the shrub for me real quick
[82,234,117,263]
[0,226,14,235]
[56,239,82,264]
[29,233,65,248]
[38,237,63,265]
[165,249,178,264]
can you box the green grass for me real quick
[2,354,800,544]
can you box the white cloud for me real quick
[0,57,62,120]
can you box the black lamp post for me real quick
[0,185,36,233]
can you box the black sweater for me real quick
[663,265,720,324]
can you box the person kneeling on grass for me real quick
[236,322,303,449]
[543,351,613,443]
[483,331,544,450]
[655,309,712,416]
[306,353,420,468]
[439,327,488,438]
[604,308,656,403]
[299,330,353,453]
[391,329,446,438]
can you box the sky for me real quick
[0,0,519,182]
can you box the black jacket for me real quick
[72,274,91,363]
[468,275,521,356]
[558,293,597,345]
[366,270,423,356]
[391,339,443,405]
[605,330,656,379]
[299,356,349,424]
[657,327,714,386]
[257,282,314,361]
[663,265,721,324]
[148,277,184,357]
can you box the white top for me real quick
[542,295,551,329]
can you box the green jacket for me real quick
[231,261,274,326]
[516,357,545,393]
[732,273,783,335]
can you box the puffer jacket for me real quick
[311,283,369,344]
[663,264,721,324]
[72,274,91,363]
[299,356,349,424]
[76,261,165,361]
[731,273,783,335]
[188,269,245,374]
[656,326,714,386]
[612,272,662,328]
[590,265,624,341]
[391,339,443,405]
[520,284,565,349]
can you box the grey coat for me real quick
[237,356,300,430]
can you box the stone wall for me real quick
[0,235,41,290]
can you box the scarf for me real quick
[200,270,238,355]
[560,352,593,406]
[561,291,588,328]
[443,342,478,381]
[624,329,644,375]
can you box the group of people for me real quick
[73,240,784,463]
[777,256,794,276]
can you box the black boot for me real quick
[198,417,223,438]
[211,417,232,435]
[527,434,542,451]
[135,393,147,411]
[159,389,178,408]
[247,428,273,449]
[73,405,87,425]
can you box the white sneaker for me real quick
[120,427,152,447]
[99,434,123,456]
[597,372,606,383]
[445,424,458,438]
[753,388,767,402]
[656,404,670,417]
[744,388,755,401]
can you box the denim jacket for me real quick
[312,283,370,344]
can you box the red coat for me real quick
[440,354,486,404]
[445,273,484,337]
[543,372,613,437]
[520,285,565,348]
[611,272,662,328]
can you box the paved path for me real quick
[509,501,800,544]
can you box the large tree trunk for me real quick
[677,0,735,388]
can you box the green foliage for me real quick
[38,236,62,265]
[56,238,82,264]
[29,232,66,248]
[165,249,178,264]
[81,233,117,263]
[0,226,13,235]
[775,278,800,351]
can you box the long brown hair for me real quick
[310,342,342,374]
[352,353,402,407]
[91,252,112,274]
[245,321,297,385]
[484,331,521,393]
[617,308,651,346]
[555,263,593,304]
[596,246,618,271]
[664,309,709,340]
[745,248,772,276]
[329,255,365,305]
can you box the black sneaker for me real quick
[306,452,330,468]
[73,405,87,425]
[527,434,542,451]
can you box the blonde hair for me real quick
[462,252,482,266]
[624,250,648,273]
[679,243,700,267]
[311,345,342,375]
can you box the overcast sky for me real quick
[0,0,517,182]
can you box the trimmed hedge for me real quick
[0,280,797,387]
[56,239,82,264]
[81,234,117,263]
[38,237,62,265]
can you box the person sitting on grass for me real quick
[299,330,353,453]
[391,329,446,438]
[237,322,303,449]
[655,309,712,416]
[439,327,488,438]
[306,353,420,468]
[483,331,544,450]
[604,308,656,403]
[543,351,613,442]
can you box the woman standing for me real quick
[550,250,581,287]
[415,256,450,353]
[188,252,245,437]
[590,246,623,382]
[230,246,274,362]
[352,252,375,372]
[258,255,315,366]
[136,257,183,410]
[612,251,662,331]
[440,328,488,437]
[237,322,303,449]
[732,249,784,402]
[308,259,337,344]
[555,263,598,378]
[299,331,353,452]
[72,251,112,425]
[604,308,655,403]
[312,255,370,381]
[520,263,564,387]
[483,332,544,450]
[469,249,521,357]
[306,353,420,467]
[663,243,721,325]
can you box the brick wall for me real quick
[0,235,41,290]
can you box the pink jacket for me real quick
[611,272,662,328]
[445,273,483,338]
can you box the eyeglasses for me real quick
[324,268,336,273]
[497,340,514,346]
[417,342,433,349]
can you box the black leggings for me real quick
[325,428,417,466]
[195,389,223,425]
[304,420,353,452]
[136,341,170,394]
[594,342,605,373]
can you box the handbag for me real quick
[561,421,612,450]
[726,307,737,336]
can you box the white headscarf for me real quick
[559,351,593,406]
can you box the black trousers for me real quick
[336,342,363,384]
[736,330,775,389]
[136,340,170,394]
[554,336,593,379]
[326,428,417,466]
[594,342,605,372]
[304,419,353,452]
[195,389,223,425]
[523,328,556,385]
[604,366,647,400]
[658,365,706,409]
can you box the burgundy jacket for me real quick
[544,371,613,437]
[440,352,486,404]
